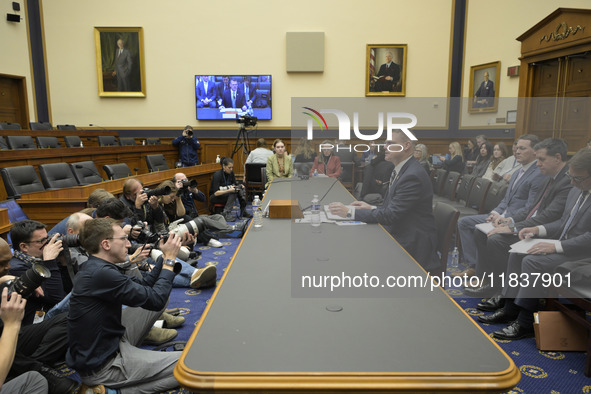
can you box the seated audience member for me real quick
[413,143,430,174]
[210,157,252,222]
[310,140,342,178]
[245,138,273,165]
[196,75,217,108]
[475,134,488,148]
[482,142,509,181]
[293,138,316,164]
[463,138,479,165]
[361,144,378,164]
[67,218,183,392]
[356,151,394,204]
[464,138,572,299]
[492,140,521,182]
[455,135,544,279]
[471,141,493,177]
[477,147,591,341]
[8,221,65,326]
[0,238,78,394]
[266,139,293,187]
[328,132,439,272]
[438,142,464,173]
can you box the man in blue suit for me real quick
[238,77,257,109]
[329,132,439,273]
[196,75,217,108]
[220,79,246,111]
[478,147,591,340]
[456,134,545,278]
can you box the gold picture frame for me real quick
[468,61,500,113]
[94,27,146,97]
[365,44,407,97]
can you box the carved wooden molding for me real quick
[540,22,585,43]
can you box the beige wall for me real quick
[39,0,452,128]
[461,0,591,128]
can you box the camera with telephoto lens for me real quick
[132,220,200,262]
[177,179,198,196]
[236,115,257,127]
[54,233,80,248]
[219,183,244,193]
[142,186,172,199]
[0,264,51,299]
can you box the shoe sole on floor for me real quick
[191,265,217,289]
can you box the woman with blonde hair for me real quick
[310,140,342,178]
[438,141,464,173]
[266,139,293,187]
[293,137,315,163]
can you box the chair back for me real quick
[38,163,79,189]
[339,162,355,191]
[0,122,21,130]
[29,121,53,131]
[64,136,82,147]
[98,136,118,147]
[36,136,60,149]
[0,165,45,198]
[103,163,132,180]
[57,124,77,131]
[70,161,103,185]
[119,137,137,146]
[454,174,476,203]
[261,166,268,187]
[6,135,37,149]
[146,138,161,145]
[432,169,448,195]
[0,136,7,150]
[465,178,492,213]
[441,171,461,201]
[433,202,460,275]
[245,163,266,200]
[483,180,509,213]
[145,154,169,172]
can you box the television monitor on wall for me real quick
[195,75,272,120]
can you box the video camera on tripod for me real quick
[236,115,257,128]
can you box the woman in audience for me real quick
[438,142,464,173]
[482,142,509,181]
[310,140,342,178]
[463,138,479,164]
[266,139,293,187]
[472,141,493,177]
[413,143,431,173]
[293,138,315,164]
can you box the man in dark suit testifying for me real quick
[329,133,439,272]
[219,79,246,111]
[373,51,401,92]
[112,38,133,92]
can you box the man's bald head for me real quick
[0,238,12,277]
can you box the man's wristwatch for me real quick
[163,258,176,268]
[346,208,352,219]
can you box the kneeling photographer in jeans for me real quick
[210,157,252,222]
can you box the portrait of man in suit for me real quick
[112,38,133,91]
[366,45,407,96]
[469,62,499,112]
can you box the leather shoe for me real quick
[477,308,518,324]
[463,283,497,298]
[452,267,475,278]
[493,321,534,340]
[476,294,505,312]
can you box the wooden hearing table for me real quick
[175,177,520,393]
[16,163,219,227]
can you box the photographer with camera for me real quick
[67,218,183,392]
[119,179,165,228]
[210,157,252,222]
[172,125,200,167]
[0,238,79,394]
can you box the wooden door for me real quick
[0,74,28,128]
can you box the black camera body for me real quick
[236,115,257,127]
[177,179,198,196]
[0,264,51,299]
[143,186,172,198]
[55,233,80,248]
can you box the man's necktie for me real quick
[526,178,553,219]
[232,92,236,108]
[389,169,397,190]
[559,191,588,240]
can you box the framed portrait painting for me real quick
[366,44,407,97]
[468,61,500,113]
[94,27,146,97]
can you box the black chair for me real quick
[244,163,266,200]
[433,202,460,276]
[146,138,161,145]
[459,178,492,216]
[431,168,448,196]
[36,136,60,149]
[29,121,53,131]
[38,163,79,189]
[0,136,7,150]
[64,136,82,148]
[57,124,77,131]
[261,167,268,188]
[98,136,118,147]
[145,154,169,172]
[339,162,356,191]
[452,174,477,209]
[0,122,22,130]
[433,171,461,204]
[103,163,132,180]
[6,135,37,149]
[483,180,509,214]
[119,138,137,146]
[0,165,45,198]
[69,161,103,185]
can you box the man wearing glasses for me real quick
[8,220,64,326]
[477,147,591,341]
[67,218,183,392]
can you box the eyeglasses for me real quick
[26,237,48,245]
[106,236,129,241]
[566,172,591,184]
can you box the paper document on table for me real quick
[509,238,561,254]
[294,211,333,224]
[475,222,495,234]
[324,205,355,221]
